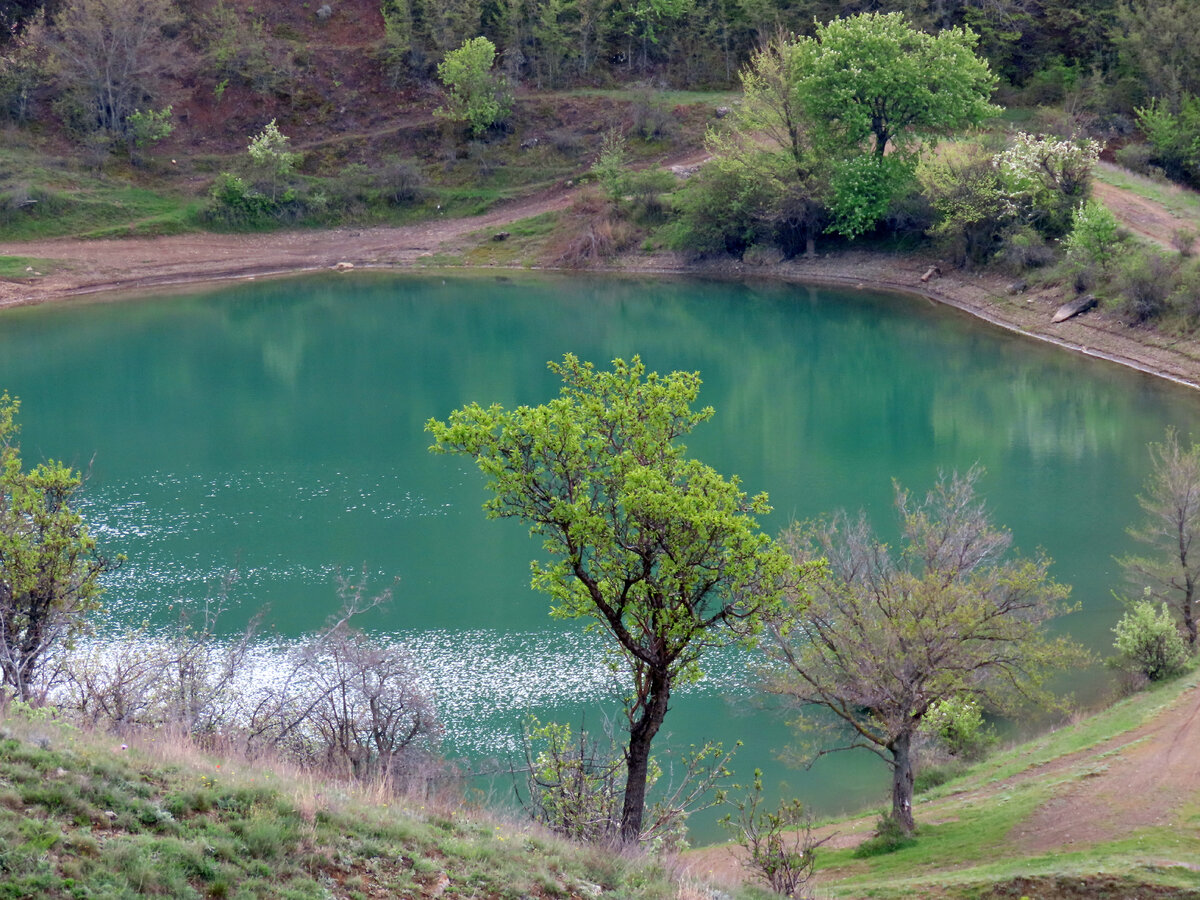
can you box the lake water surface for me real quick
[2,271,1198,840]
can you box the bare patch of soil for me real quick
[1012,684,1200,852]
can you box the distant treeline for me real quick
[1,0,1198,100]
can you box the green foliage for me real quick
[994,132,1101,238]
[919,142,1010,266]
[521,717,625,843]
[435,36,511,137]
[125,105,173,165]
[921,697,995,760]
[590,128,628,202]
[791,13,1000,163]
[0,394,111,701]
[126,106,173,149]
[1110,599,1190,682]
[428,354,801,841]
[43,0,182,137]
[770,467,1085,835]
[852,814,918,858]
[1136,94,1200,186]
[705,15,999,242]
[1112,247,1178,325]
[1063,199,1121,270]
[721,769,822,898]
[827,153,912,238]
[203,172,277,227]
[378,0,413,86]
[248,120,299,190]
[665,156,778,256]
[1117,0,1200,106]
[1121,428,1200,647]
[202,1,287,94]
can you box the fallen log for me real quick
[1052,294,1097,323]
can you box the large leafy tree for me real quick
[427,355,803,843]
[793,12,998,236]
[767,468,1081,836]
[792,12,999,161]
[0,393,112,702]
[435,35,511,136]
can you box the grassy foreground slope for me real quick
[4,678,1200,899]
[684,673,1200,900]
[0,710,728,900]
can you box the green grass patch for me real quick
[0,256,59,278]
[0,713,707,900]
[461,211,560,266]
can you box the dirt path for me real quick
[0,187,578,309]
[1012,683,1200,852]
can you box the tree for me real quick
[1117,0,1200,107]
[767,467,1080,836]
[0,393,112,702]
[435,35,510,136]
[788,13,999,237]
[791,13,999,162]
[1120,428,1200,648]
[994,131,1101,238]
[247,118,299,202]
[41,0,182,137]
[669,31,828,257]
[427,355,802,843]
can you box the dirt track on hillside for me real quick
[1011,683,1200,853]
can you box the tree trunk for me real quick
[1184,576,1197,647]
[889,730,916,835]
[620,669,671,843]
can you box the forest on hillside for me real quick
[0,0,1197,111]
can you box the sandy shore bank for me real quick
[3,215,1200,392]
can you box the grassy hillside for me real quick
[4,676,1200,899]
[687,673,1200,900]
[0,706,736,900]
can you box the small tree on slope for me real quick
[767,467,1083,836]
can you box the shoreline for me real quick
[4,224,1200,392]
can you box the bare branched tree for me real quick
[41,0,183,136]
[1120,428,1200,649]
[767,467,1084,836]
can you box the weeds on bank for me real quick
[0,712,693,900]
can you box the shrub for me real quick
[665,160,774,257]
[202,1,290,95]
[997,226,1055,271]
[1114,142,1160,178]
[203,172,276,227]
[721,770,827,898]
[1136,94,1200,186]
[995,132,1100,238]
[630,89,674,141]
[1110,599,1190,682]
[852,814,917,858]
[914,761,967,794]
[1063,199,1121,271]
[1113,248,1179,325]
[921,697,995,760]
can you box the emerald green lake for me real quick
[2,270,1198,840]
